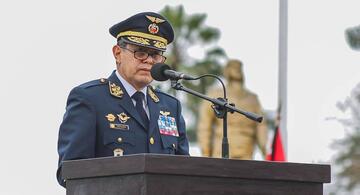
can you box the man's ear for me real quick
[112,45,121,65]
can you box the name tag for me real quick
[110,123,130,130]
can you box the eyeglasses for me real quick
[120,46,166,63]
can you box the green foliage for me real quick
[159,5,227,142]
[345,25,360,51]
[332,83,360,193]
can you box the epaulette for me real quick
[78,78,108,89]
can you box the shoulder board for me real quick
[78,78,108,89]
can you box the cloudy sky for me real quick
[0,0,359,194]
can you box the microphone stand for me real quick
[170,79,263,158]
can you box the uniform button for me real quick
[117,137,122,143]
[150,137,155,144]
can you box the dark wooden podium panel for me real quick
[62,154,331,195]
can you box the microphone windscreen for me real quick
[150,63,171,81]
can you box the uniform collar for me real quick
[115,70,148,101]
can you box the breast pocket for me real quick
[103,129,136,155]
[161,135,178,154]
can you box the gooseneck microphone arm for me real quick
[194,74,227,99]
[170,75,263,159]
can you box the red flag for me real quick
[266,126,286,161]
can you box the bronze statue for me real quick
[197,59,268,159]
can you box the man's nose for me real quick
[143,54,155,64]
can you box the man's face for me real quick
[113,43,164,90]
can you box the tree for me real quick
[345,25,360,51]
[331,83,360,193]
[159,5,227,141]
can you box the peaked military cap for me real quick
[109,12,174,51]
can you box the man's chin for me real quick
[135,76,153,86]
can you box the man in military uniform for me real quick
[197,59,267,160]
[57,12,190,187]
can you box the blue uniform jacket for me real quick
[57,71,189,187]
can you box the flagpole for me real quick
[278,0,288,156]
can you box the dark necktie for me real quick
[132,91,149,130]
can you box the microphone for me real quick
[150,63,196,81]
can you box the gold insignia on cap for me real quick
[117,112,130,123]
[160,111,170,116]
[153,41,166,49]
[146,15,165,35]
[127,36,150,45]
[148,23,159,34]
[148,87,159,103]
[109,82,124,98]
[117,31,167,44]
[105,114,116,122]
[113,148,124,157]
[146,15,165,24]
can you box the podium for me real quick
[62,154,330,195]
